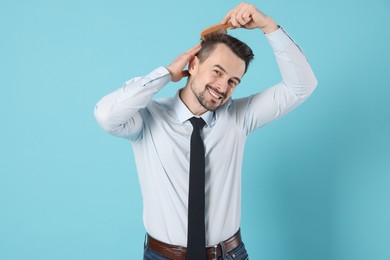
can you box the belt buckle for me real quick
[211,244,218,260]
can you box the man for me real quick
[94,2,317,260]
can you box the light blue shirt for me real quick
[94,27,317,246]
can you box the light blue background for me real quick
[1,0,389,259]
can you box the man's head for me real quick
[198,33,254,74]
[184,33,254,114]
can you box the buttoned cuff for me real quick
[136,66,171,92]
[142,66,171,84]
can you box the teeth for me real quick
[208,87,222,99]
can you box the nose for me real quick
[215,81,228,94]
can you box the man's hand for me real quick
[166,43,201,82]
[221,2,279,34]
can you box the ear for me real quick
[188,56,199,75]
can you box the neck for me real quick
[179,86,208,116]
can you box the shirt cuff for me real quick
[137,66,171,91]
[265,26,298,52]
[142,66,171,84]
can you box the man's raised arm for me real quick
[222,3,318,131]
[94,44,201,140]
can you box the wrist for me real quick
[259,16,279,34]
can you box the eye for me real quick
[213,69,221,76]
[228,79,238,88]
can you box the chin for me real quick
[205,100,224,111]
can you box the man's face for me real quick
[188,43,246,112]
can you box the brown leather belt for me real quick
[145,230,242,260]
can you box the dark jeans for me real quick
[143,241,249,260]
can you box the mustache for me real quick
[206,85,227,99]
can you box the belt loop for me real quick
[211,244,218,260]
[144,233,148,248]
[219,240,227,260]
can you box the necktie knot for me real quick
[189,117,206,130]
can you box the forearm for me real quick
[94,66,171,138]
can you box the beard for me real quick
[192,83,227,112]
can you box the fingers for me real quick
[181,43,201,67]
[181,70,190,78]
[166,43,201,82]
[221,2,262,29]
[185,43,201,59]
[176,43,201,69]
[221,10,233,24]
[222,3,249,27]
[236,6,252,25]
[232,5,247,27]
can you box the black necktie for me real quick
[187,117,206,260]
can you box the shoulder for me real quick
[220,96,253,113]
[148,97,175,110]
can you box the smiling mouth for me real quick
[207,85,225,100]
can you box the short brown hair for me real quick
[198,33,254,73]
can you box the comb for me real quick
[200,22,233,40]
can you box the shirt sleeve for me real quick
[94,66,171,140]
[242,27,318,134]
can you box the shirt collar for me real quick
[173,90,214,126]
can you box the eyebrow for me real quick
[214,65,241,84]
